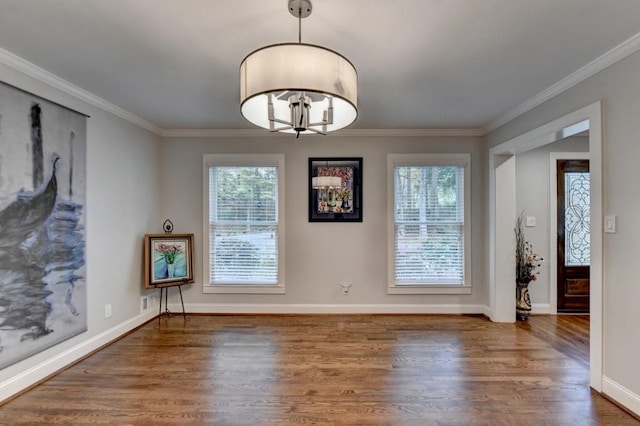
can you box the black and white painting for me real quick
[0,81,87,369]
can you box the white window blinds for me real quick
[209,165,279,284]
[393,164,465,285]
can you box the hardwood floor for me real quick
[1,314,637,425]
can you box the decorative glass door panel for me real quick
[564,172,590,266]
[557,160,590,313]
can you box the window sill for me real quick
[203,284,286,294]
[388,285,472,295]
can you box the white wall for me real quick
[160,135,486,312]
[515,136,588,310]
[0,62,161,401]
[487,49,640,411]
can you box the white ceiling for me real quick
[1,0,640,132]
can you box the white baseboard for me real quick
[174,303,487,315]
[602,376,640,417]
[482,305,492,318]
[531,303,552,314]
[0,309,157,404]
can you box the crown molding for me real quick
[0,46,484,140]
[486,31,640,133]
[6,29,640,138]
[160,128,283,138]
[331,128,485,137]
[160,127,485,138]
[0,47,161,135]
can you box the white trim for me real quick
[0,46,160,134]
[388,285,472,295]
[0,46,484,139]
[489,101,603,391]
[174,303,486,315]
[387,153,470,168]
[530,303,552,314]
[387,153,472,293]
[490,107,596,155]
[161,128,486,138]
[482,304,492,318]
[163,129,290,138]
[202,154,286,292]
[548,152,590,315]
[489,154,516,322]
[202,153,284,168]
[486,31,640,132]
[203,285,285,294]
[603,376,640,417]
[337,128,485,137]
[0,310,156,404]
[3,27,639,141]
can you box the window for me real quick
[203,154,285,294]
[388,154,471,294]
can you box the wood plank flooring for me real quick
[1,314,637,425]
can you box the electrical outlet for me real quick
[340,281,353,295]
[104,304,112,319]
[141,296,148,312]
[148,293,156,309]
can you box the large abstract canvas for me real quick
[0,81,87,369]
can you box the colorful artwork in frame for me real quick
[309,157,362,222]
[0,80,88,369]
[143,234,195,288]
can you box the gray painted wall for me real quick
[160,135,487,308]
[0,61,162,395]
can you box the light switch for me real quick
[525,216,536,227]
[604,215,616,233]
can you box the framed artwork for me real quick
[309,157,362,222]
[143,234,195,288]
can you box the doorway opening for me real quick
[489,101,602,391]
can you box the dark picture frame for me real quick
[309,157,362,222]
[143,234,195,289]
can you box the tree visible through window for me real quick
[208,164,279,285]
[389,154,469,289]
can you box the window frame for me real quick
[202,154,285,294]
[387,153,471,295]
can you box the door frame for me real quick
[549,152,589,315]
[489,101,602,391]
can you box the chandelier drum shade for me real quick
[240,0,358,136]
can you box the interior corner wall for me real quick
[515,136,588,310]
[0,62,162,401]
[486,49,640,411]
[159,135,486,312]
